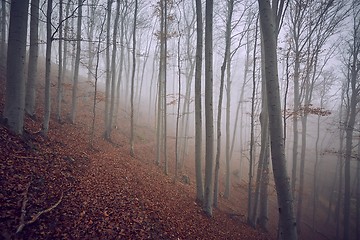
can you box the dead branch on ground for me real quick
[16,182,63,234]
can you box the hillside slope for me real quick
[0,63,271,239]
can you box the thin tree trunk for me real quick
[214,0,233,208]
[258,0,297,239]
[248,19,258,224]
[70,0,82,124]
[115,4,126,128]
[356,131,360,240]
[109,0,120,133]
[25,0,40,117]
[62,1,71,83]
[56,1,63,122]
[42,0,53,135]
[130,0,137,156]
[163,0,168,175]
[194,0,204,203]
[104,0,112,139]
[203,0,214,216]
[90,13,106,148]
[0,0,6,61]
[175,18,181,181]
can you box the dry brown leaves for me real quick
[0,64,271,240]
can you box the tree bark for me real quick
[104,0,112,139]
[70,0,82,124]
[130,0,138,156]
[56,0,63,122]
[194,0,204,203]
[42,0,53,135]
[258,0,297,239]
[203,0,214,216]
[214,0,233,208]
[0,0,6,61]
[25,0,40,117]
[3,0,29,135]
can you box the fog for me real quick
[3,0,359,239]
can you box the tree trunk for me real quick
[257,35,269,231]
[258,1,297,239]
[3,0,29,135]
[109,0,120,134]
[130,0,137,156]
[163,0,168,175]
[214,0,233,208]
[61,1,71,84]
[203,0,214,217]
[70,0,82,124]
[343,41,359,240]
[194,0,204,203]
[90,12,106,148]
[25,0,40,117]
[104,0,112,139]
[356,131,360,240]
[0,0,6,61]
[42,0,53,135]
[248,19,258,225]
[56,0,63,122]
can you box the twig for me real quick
[16,187,63,234]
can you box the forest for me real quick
[0,0,359,239]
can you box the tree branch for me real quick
[16,183,63,235]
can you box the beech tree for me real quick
[214,0,234,208]
[0,0,6,61]
[343,2,360,239]
[25,0,40,117]
[203,0,214,216]
[194,0,204,203]
[3,0,29,135]
[70,0,83,124]
[42,0,53,135]
[257,0,297,239]
[130,0,138,156]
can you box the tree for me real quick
[42,0,53,135]
[56,0,63,122]
[194,0,204,203]
[130,0,138,156]
[3,0,29,134]
[203,0,214,216]
[257,0,298,239]
[104,0,112,139]
[0,0,6,61]
[214,0,234,208]
[25,0,40,117]
[110,0,120,137]
[70,0,83,124]
[343,2,360,239]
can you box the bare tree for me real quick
[42,0,53,135]
[0,0,6,61]
[214,0,234,208]
[104,0,112,139]
[343,2,360,239]
[130,0,138,156]
[25,0,40,117]
[70,0,83,124]
[3,0,29,135]
[56,0,63,122]
[257,0,298,239]
[194,0,204,203]
[203,0,214,216]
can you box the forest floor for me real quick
[0,61,273,239]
